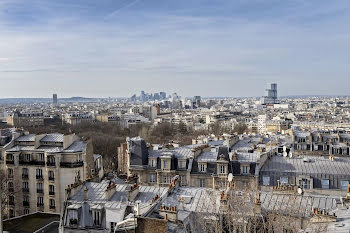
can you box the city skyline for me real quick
[0,0,350,98]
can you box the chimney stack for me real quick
[84,186,89,201]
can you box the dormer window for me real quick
[199,163,206,172]
[93,210,102,226]
[220,165,226,174]
[178,160,186,169]
[149,158,157,167]
[162,160,169,169]
[241,165,249,174]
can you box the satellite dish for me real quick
[283,151,287,157]
[297,188,303,194]
[228,173,233,182]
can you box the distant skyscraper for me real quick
[159,92,166,100]
[53,93,58,104]
[262,83,278,105]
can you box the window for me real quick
[36,169,43,178]
[9,195,14,205]
[181,175,186,185]
[178,160,186,169]
[24,196,29,202]
[37,183,43,193]
[150,159,156,167]
[23,182,29,189]
[48,171,55,180]
[23,153,31,161]
[199,164,206,172]
[39,153,44,161]
[22,168,28,177]
[163,176,169,184]
[280,177,288,185]
[93,210,102,226]
[220,165,226,174]
[37,197,44,206]
[24,209,30,215]
[321,179,329,189]
[8,168,13,178]
[49,199,55,208]
[163,160,168,169]
[341,180,349,190]
[299,179,310,189]
[150,174,156,183]
[242,166,249,174]
[9,209,14,218]
[49,185,55,194]
[200,179,206,188]
[263,176,270,186]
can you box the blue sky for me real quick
[0,0,349,98]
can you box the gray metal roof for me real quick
[260,192,339,218]
[40,133,64,142]
[63,141,86,152]
[15,134,35,142]
[197,152,217,162]
[261,156,350,175]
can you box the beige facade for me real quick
[0,132,94,218]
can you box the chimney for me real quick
[84,186,89,201]
[105,181,116,200]
[178,197,185,211]
[127,183,140,201]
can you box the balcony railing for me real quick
[60,161,83,168]
[37,189,44,194]
[49,205,56,210]
[8,188,14,193]
[6,160,14,164]
[36,175,44,180]
[9,201,14,206]
[37,203,44,207]
[49,177,55,181]
[23,201,30,207]
[46,161,56,167]
[49,191,55,195]
[19,160,45,166]
[22,188,29,193]
[22,174,29,179]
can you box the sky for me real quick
[0,0,350,98]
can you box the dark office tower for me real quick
[53,94,58,104]
[160,92,166,100]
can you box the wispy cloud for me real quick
[0,0,349,97]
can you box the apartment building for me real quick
[118,134,276,190]
[0,132,94,218]
[6,110,44,127]
[292,130,350,156]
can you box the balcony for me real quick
[9,201,14,206]
[36,175,44,180]
[49,205,56,210]
[23,201,30,207]
[19,160,45,166]
[6,160,14,165]
[37,203,44,207]
[22,188,29,193]
[37,189,44,194]
[8,188,14,193]
[22,174,29,179]
[46,161,56,167]
[60,161,83,168]
[49,176,55,182]
[49,191,55,196]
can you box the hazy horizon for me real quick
[1,0,350,98]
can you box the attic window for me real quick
[93,210,102,226]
